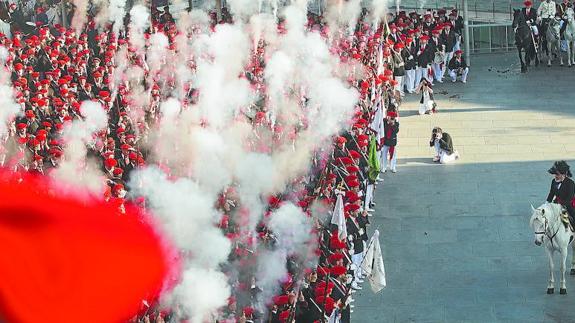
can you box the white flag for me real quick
[327,308,340,323]
[360,232,376,277]
[361,230,387,293]
[331,194,347,241]
[369,230,387,293]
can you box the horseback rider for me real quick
[538,0,558,38]
[523,1,539,37]
[558,0,571,37]
[547,161,575,227]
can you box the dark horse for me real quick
[513,9,538,73]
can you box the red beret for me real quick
[347,180,360,188]
[344,204,360,212]
[346,165,359,173]
[273,294,290,306]
[337,157,354,165]
[104,158,117,168]
[315,296,335,314]
[329,236,347,250]
[328,253,344,264]
[335,136,347,144]
[112,183,124,193]
[348,150,361,159]
[112,168,123,176]
[279,310,291,322]
[16,123,27,130]
[387,111,398,118]
[330,265,347,277]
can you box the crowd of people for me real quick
[0,2,468,322]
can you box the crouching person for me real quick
[448,50,469,83]
[429,127,460,163]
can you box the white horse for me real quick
[545,17,563,66]
[564,8,575,66]
[530,203,575,294]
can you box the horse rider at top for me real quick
[547,161,575,228]
[558,0,572,38]
[538,0,558,33]
[522,1,539,37]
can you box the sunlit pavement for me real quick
[353,52,575,323]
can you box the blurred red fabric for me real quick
[0,173,168,323]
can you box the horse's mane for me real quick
[542,202,563,219]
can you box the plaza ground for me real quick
[354,52,575,322]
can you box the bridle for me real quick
[534,211,560,248]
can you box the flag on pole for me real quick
[368,136,380,182]
[331,194,347,241]
[361,230,387,293]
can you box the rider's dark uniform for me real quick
[523,7,538,24]
[547,161,575,224]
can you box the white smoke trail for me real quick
[129,167,232,322]
[135,0,360,318]
[0,46,20,137]
[71,0,90,33]
[108,0,127,34]
[371,0,395,26]
[129,5,150,52]
[52,101,108,195]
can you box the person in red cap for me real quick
[403,36,418,93]
[415,34,433,86]
[522,1,540,37]
[430,28,446,83]
[380,111,399,173]
[448,49,469,83]
[441,23,457,76]
[391,42,406,96]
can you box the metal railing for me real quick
[468,22,515,54]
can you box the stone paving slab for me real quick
[353,52,575,322]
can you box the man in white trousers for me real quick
[415,35,433,86]
[441,23,457,81]
[430,29,445,83]
[380,111,399,173]
[403,37,417,93]
[448,50,469,83]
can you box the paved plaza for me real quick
[354,52,575,322]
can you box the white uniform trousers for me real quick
[449,67,469,83]
[442,51,454,76]
[351,252,363,280]
[365,182,375,209]
[434,140,458,164]
[404,69,416,93]
[416,66,431,85]
[431,62,443,82]
[381,145,397,170]
[394,75,404,95]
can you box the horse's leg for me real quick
[570,239,575,275]
[518,46,526,72]
[559,43,564,66]
[567,41,572,67]
[548,42,553,66]
[561,247,568,294]
[548,248,555,294]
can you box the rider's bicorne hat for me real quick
[548,161,572,177]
